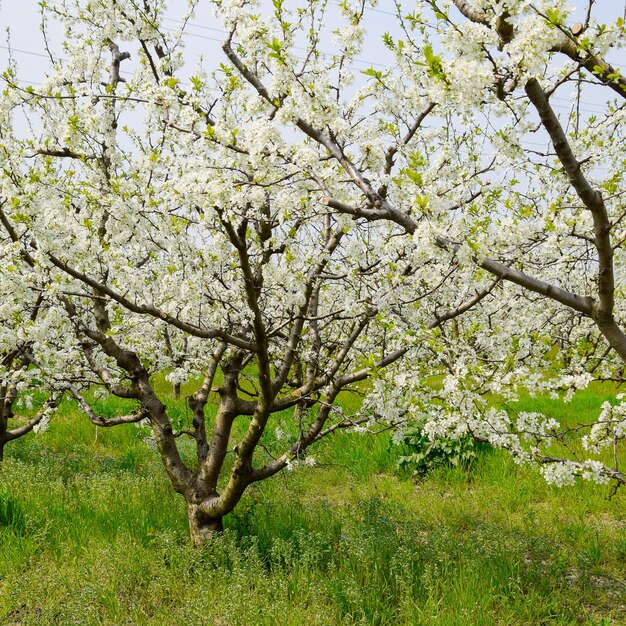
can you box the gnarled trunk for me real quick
[187,502,223,548]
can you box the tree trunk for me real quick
[187,502,223,548]
[0,441,4,463]
[173,382,181,399]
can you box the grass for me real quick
[1,382,625,624]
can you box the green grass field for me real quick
[1,382,626,625]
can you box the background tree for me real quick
[0,156,62,461]
[393,0,626,486]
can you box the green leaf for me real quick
[423,45,445,80]
[361,67,383,80]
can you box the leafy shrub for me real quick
[395,425,482,476]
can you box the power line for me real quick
[162,17,389,68]
[0,45,55,61]
[0,44,619,116]
[159,25,389,69]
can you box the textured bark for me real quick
[479,257,594,316]
[197,404,236,496]
[187,502,223,548]
[451,0,488,24]
[525,79,614,310]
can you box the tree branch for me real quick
[4,393,62,442]
[68,384,147,427]
[48,253,257,351]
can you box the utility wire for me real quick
[0,42,618,116]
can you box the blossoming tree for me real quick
[2,0,626,538]
[375,0,626,486]
[0,281,61,462]
[0,0,500,543]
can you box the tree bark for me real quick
[187,502,224,548]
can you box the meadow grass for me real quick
[0,381,625,625]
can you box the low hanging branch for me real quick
[68,385,148,427]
